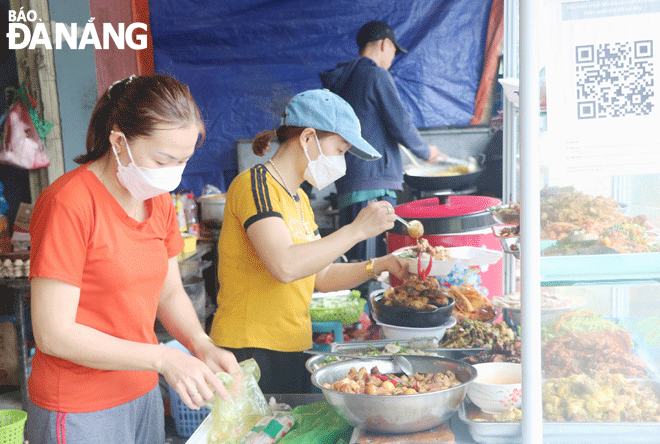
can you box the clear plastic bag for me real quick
[209,359,272,444]
[0,100,50,170]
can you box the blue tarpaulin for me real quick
[149,0,494,195]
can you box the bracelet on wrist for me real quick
[365,258,378,280]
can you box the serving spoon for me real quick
[304,350,414,377]
[393,216,424,239]
[394,214,412,229]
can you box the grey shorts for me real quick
[26,384,164,444]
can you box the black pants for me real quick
[339,195,397,262]
[224,347,313,395]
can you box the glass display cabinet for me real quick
[484,1,660,443]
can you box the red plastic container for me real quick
[387,196,503,299]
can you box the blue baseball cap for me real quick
[281,89,381,161]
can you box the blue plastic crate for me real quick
[164,340,211,437]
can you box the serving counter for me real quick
[182,393,472,444]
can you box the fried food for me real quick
[382,275,451,311]
[322,366,461,395]
[539,187,659,255]
[542,329,647,378]
[407,220,424,238]
[449,285,498,322]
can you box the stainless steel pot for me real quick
[311,355,476,433]
[198,194,226,227]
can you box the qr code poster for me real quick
[545,0,660,176]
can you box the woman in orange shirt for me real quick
[27,74,239,444]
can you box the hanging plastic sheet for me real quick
[150,0,494,194]
[0,83,51,170]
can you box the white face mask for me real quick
[111,133,185,201]
[303,133,346,190]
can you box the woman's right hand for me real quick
[351,200,396,241]
[373,254,412,282]
[158,346,231,410]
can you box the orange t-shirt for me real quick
[28,164,183,412]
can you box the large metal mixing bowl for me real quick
[310,355,477,434]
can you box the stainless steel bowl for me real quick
[305,354,353,373]
[310,355,477,433]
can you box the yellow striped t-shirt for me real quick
[209,164,318,351]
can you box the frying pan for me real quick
[403,157,484,191]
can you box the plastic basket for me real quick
[0,409,27,444]
[163,340,211,437]
[309,297,366,325]
[168,385,211,437]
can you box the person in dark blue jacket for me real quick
[319,20,446,261]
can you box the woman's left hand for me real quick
[193,338,240,375]
[192,337,243,396]
[373,254,411,282]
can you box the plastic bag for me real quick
[209,359,272,444]
[202,184,223,196]
[0,100,50,170]
[238,412,296,444]
[276,402,353,444]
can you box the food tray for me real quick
[393,246,503,277]
[329,337,439,351]
[543,380,660,443]
[498,237,520,259]
[487,203,520,225]
[540,252,660,284]
[333,338,487,359]
[544,379,660,443]
[458,401,521,444]
[491,224,520,239]
[460,380,660,444]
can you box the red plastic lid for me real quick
[395,196,501,219]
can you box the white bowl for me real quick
[467,362,522,414]
[392,246,502,277]
[375,315,456,341]
[392,247,459,277]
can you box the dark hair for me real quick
[75,74,205,164]
[252,126,331,156]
